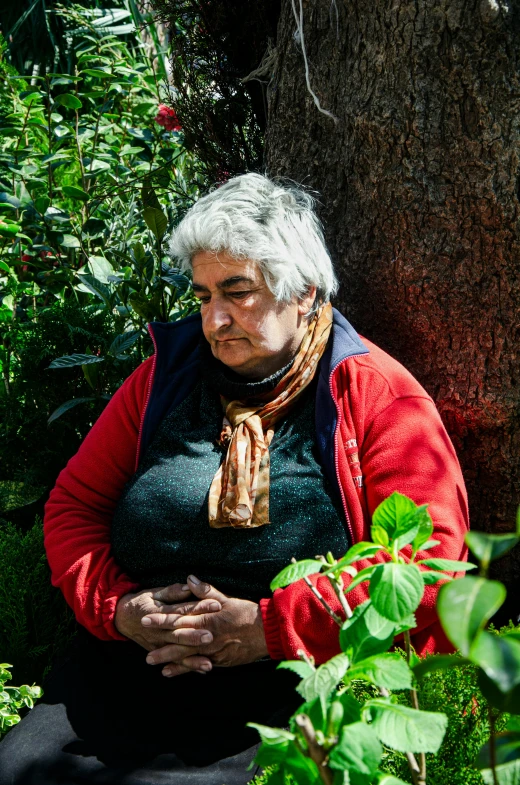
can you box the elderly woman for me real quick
[0,174,468,784]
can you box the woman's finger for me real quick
[147,644,211,667]
[170,613,210,630]
[142,600,220,629]
[162,656,213,678]
[186,575,226,603]
[155,598,222,616]
[152,583,192,604]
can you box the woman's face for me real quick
[192,251,316,379]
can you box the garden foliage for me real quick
[0,5,202,518]
[250,493,520,785]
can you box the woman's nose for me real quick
[203,298,233,333]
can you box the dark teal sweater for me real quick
[111,356,348,602]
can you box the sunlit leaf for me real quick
[54,93,82,110]
[277,660,314,680]
[346,653,412,691]
[369,563,424,623]
[328,721,382,782]
[367,699,448,753]
[270,559,323,590]
[297,653,350,703]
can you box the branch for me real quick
[330,575,353,620]
[295,714,334,785]
[291,558,343,625]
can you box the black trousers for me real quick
[0,628,301,784]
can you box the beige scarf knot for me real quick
[208,303,333,529]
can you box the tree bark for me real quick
[267,0,520,601]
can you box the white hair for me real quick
[168,173,339,307]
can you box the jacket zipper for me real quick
[135,324,158,472]
[329,354,365,544]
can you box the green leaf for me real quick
[143,206,168,241]
[369,563,424,623]
[346,653,412,691]
[62,185,89,202]
[375,776,410,785]
[465,531,520,570]
[35,196,51,214]
[247,723,294,767]
[284,742,321,784]
[291,696,326,735]
[246,723,294,744]
[481,759,520,785]
[270,559,323,590]
[328,722,382,785]
[470,631,520,694]
[297,653,350,703]
[412,654,471,680]
[478,670,520,713]
[47,397,97,425]
[48,354,105,369]
[477,726,520,769]
[0,261,10,274]
[108,331,140,358]
[88,256,114,284]
[76,274,111,306]
[141,180,163,210]
[323,543,385,575]
[54,94,83,110]
[421,539,441,551]
[417,558,476,572]
[344,565,377,594]
[82,219,106,238]
[371,492,421,549]
[337,691,362,724]
[437,577,506,656]
[59,234,81,248]
[411,507,434,555]
[367,699,448,753]
[422,570,454,585]
[340,601,395,662]
[0,220,22,237]
[277,660,314,680]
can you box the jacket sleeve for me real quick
[259,393,469,663]
[43,357,154,641]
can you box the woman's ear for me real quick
[297,286,318,316]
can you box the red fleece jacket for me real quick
[44,337,469,661]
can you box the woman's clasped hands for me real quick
[115,575,268,678]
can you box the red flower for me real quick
[154,104,182,132]
[21,254,31,262]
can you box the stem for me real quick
[330,575,353,620]
[488,706,499,785]
[291,558,343,625]
[45,76,53,204]
[295,714,334,785]
[404,629,427,785]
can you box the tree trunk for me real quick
[267,0,520,605]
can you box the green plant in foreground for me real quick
[249,493,520,785]
[0,663,42,740]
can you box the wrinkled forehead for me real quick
[191,250,264,289]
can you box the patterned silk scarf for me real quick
[208,303,333,529]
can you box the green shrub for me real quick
[0,517,75,686]
[0,663,42,741]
